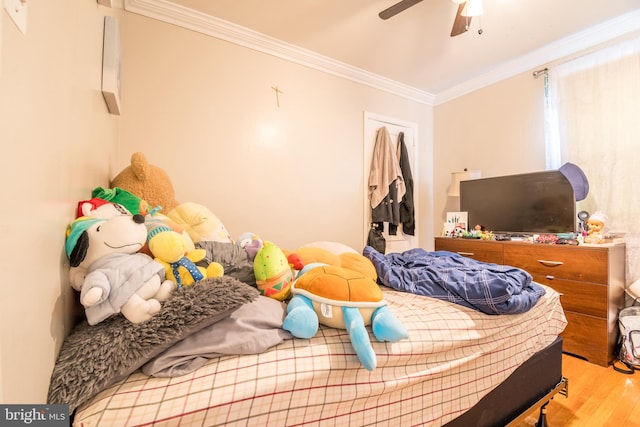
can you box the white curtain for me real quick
[545,35,640,285]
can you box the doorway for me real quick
[363,112,419,253]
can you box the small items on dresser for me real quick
[584,211,608,244]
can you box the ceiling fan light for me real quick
[462,0,483,17]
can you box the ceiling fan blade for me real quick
[379,0,424,20]
[450,2,470,37]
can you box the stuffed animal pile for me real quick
[64,152,407,370]
[66,153,228,326]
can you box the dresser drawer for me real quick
[434,237,625,368]
[537,277,608,318]
[503,244,609,284]
[561,311,610,366]
[434,239,503,264]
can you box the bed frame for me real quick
[446,337,568,427]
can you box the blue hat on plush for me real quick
[65,217,104,258]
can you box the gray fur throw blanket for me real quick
[47,276,259,414]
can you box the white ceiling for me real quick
[131,0,640,103]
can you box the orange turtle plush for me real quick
[285,245,378,282]
[282,262,408,371]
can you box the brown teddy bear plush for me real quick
[110,152,179,213]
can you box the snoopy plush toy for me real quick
[65,211,174,325]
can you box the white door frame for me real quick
[363,111,419,253]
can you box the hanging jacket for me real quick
[396,132,415,235]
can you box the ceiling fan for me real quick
[378,0,483,37]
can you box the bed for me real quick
[49,246,568,426]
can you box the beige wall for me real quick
[433,73,547,233]
[0,3,432,404]
[117,12,434,251]
[0,1,120,403]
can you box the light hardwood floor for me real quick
[513,354,640,427]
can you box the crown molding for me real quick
[123,1,640,107]
[124,0,436,105]
[434,9,640,105]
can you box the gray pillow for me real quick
[196,241,256,285]
[47,276,259,414]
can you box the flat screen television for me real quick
[459,171,576,234]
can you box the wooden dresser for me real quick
[434,237,626,367]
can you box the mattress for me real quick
[74,285,567,426]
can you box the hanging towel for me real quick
[368,127,405,209]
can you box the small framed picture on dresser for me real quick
[446,211,468,231]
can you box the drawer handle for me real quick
[537,259,564,267]
[457,251,475,256]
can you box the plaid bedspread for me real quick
[74,286,566,427]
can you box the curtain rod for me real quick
[532,68,548,78]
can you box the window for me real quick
[545,35,640,283]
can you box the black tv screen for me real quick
[459,171,576,234]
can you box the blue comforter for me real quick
[363,246,545,315]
